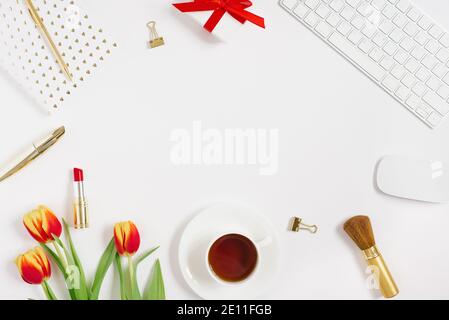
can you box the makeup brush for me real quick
[343,215,399,298]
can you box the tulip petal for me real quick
[23,210,47,243]
[16,247,51,285]
[40,206,62,240]
[124,223,140,255]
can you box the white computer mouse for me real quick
[376,155,449,203]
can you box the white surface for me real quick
[178,203,280,299]
[1,0,449,300]
[377,155,449,203]
[279,0,449,129]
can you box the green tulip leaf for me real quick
[114,253,127,300]
[143,259,166,300]
[135,246,160,267]
[41,243,76,300]
[62,219,89,300]
[90,238,116,300]
[127,246,160,300]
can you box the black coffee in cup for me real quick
[208,233,258,282]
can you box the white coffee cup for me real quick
[205,232,272,286]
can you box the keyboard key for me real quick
[357,3,374,17]
[401,73,416,87]
[396,0,411,13]
[411,46,426,60]
[346,0,360,8]
[369,47,384,62]
[412,82,426,96]
[389,29,404,43]
[425,39,440,54]
[305,0,320,9]
[372,0,386,11]
[406,94,420,109]
[423,91,449,115]
[362,25,377,38]
[282,0,299,9]
[404,58,419,73]
[426,77,441,91]
[305,12,320,26]
[337,21,351,35]
[392,14,408,28]
[436,49,449,63]
[383,75,400,91]
[400,38,415,52]
[382,5,397,19]
[293,3,309,18]
[380,56,395,70]
[418,15,433,31]
[316,4,331,18]
[406,8,421,22]
[328,32,386,80]
[341,7,355,21]
[326,12,342,27]
[348,30,363,44]
[391,65,406,79]
[359,39,374,53]
[383,41,398,55]
[432,63,447,79]
[404,22,419,37]
[422,55,438,69]
[439,34,449,48]
[373,33,388,47]
[429,25,443,39]
[414,31,429,46]
[415,67,431,82]
[394,49,408,64]
[443,73,449,86]
[437,85,449,100]
[316,21,334,37]
[330,0,345,12]
[379,21,394,35]
[395,86,410,100]
[352,16,365,30]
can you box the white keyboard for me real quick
[280,0,449,128]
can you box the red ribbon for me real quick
[172,0,265,32]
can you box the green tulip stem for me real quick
[53,241,68,271]
[42,281,57,300]
[128,255,134,297]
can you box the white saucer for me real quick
[178,203,281,300]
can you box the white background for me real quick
[1,0,449,300]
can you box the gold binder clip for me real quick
[147,21,164,49]
[290,217,318,234]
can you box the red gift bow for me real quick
[172,0,265,32]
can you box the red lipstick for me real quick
[73,168,89,229]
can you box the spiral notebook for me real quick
[0,0,116,112]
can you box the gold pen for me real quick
[0,126,65,182]
[25,0,73,81]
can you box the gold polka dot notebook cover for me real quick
[0,0,116,112]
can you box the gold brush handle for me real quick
[364,246,399,298]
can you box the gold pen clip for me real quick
[290,217,318,234]
[0,126,65,182]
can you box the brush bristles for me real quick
[343,215,376,250]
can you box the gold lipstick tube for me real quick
[362,245,399,298]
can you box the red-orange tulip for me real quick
[114,221,140,256]
[16,247,51,285]
[23,205,62,243]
